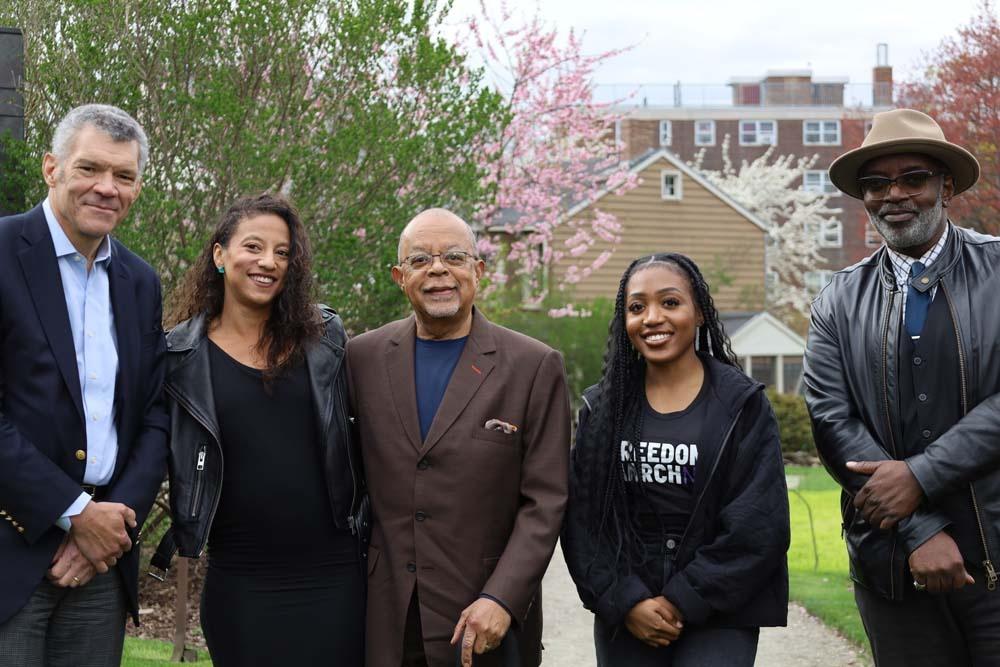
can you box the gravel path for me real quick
[542,542,871,667]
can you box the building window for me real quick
[803,170,838,195]
[820,220,842,248]
[739,120,777,146]
[659,120,672,147]
[782,356,804,395]
[661,170,682,200]
[803,120,841,145]
[865,225,883,247]
[806,219,843,248]
[694,120,715,146]
[746,355,803,394]
[805,270,834,296]
[748,356,777,389]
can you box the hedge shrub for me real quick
[766,388,816,456]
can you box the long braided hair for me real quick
[576,253,739,588]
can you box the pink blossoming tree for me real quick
[462,1,638,303]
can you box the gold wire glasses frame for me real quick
[857,170,944,200]
[400,251,478,271]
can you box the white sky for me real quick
[444,0,984,89]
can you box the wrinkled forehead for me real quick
[398,217,476,258]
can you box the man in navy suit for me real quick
[0,104,169,666]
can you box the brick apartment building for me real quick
[608,46,896,294]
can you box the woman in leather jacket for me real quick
[562,253,789,666]
[157,193,365,666]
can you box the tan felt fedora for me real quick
[829,108,980,199]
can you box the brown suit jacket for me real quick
[347,309,570,667]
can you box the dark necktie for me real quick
[905,261,931,338]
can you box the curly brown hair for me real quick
[169,193,322,376]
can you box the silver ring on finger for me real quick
[913,579,927,591]
[72,576,80,585]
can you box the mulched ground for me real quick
[126,556,207,650]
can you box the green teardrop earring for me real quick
[217,266,225,274]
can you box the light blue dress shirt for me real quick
[43,199,120,530]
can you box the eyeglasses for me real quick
[857,170,944,200]
[400,251,478,271]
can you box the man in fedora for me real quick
[803,108,1000,664]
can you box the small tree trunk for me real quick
[170,557,189,662]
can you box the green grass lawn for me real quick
[122,638,211,666]
[786,465,871,656]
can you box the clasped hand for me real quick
[68,500,136,574]
[846,459,923,529]
[625,596,684,648]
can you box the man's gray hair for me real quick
[51,104,149,176]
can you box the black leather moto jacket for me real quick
[804,223,1000,600]
[150,306,368,575]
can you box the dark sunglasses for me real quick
[857,170,944,200]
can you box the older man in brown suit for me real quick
[347,208,570,667]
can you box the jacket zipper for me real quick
[672,407,744,559]
[188,446,207,519]
[881,285,898,599]
[942,285,997,591]
[165,384,225,557]
[336,379,359,533]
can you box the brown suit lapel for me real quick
[421,310,496,454]
[386,316,423,452]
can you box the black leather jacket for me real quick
[150,306,367,575]
[804,223,1000,600]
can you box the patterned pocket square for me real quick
[484,418,518,434]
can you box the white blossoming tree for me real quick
[692,136,841,317]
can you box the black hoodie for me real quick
[561,355,789,629]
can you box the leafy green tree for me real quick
[1,0,504,330]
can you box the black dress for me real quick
[200,341,364,666]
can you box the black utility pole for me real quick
[0,27,24,216]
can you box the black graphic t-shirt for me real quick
[621,372,710,535]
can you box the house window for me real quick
[782,356,804,394]
[739,120,777,146]
[865,226,883,247]
[803,170,838,195]
[694,120,715,146]
[659,120,672,147]
[803,120,841,145]
[748,356,777,389]
[661,170,683,200]
[805,270,834,296]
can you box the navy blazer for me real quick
[0,204,169,625]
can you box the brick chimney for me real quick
[873,43,893,107]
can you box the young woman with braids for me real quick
[562,253,789,666]
[155,194,366,665]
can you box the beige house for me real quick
[551,149,768,311]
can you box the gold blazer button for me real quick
[75,450,86,461]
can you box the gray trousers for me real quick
[854,578,1000,667]
[0,569,126,667]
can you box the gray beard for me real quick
[867,192,945,252]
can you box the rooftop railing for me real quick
[595,82,895,109]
